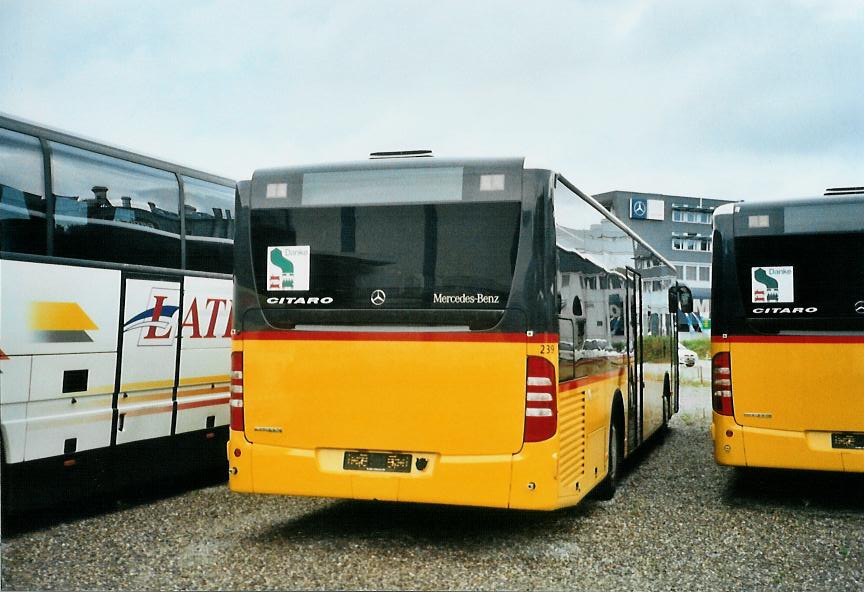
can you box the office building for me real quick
[594,190,736,334]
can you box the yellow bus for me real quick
[228,155,692,509]
[710,190,864,472]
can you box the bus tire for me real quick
[0,436,8,523]
[595,420,621,501]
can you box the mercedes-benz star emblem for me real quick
[371,290,386,306]
[855,301,864,315]
[633,201,646,216]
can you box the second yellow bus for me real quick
[710,191,864,473]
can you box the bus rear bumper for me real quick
[227,431,562,509]
[712,413,864,472]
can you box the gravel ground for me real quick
[2,383,862,591]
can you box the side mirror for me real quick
[572,295,583,317]
[678,285,694,314]
[669,285,694,313]
[668,286,679,313]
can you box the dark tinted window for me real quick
[735,232,864,332]
[50,142,180,268]
[251,202,520,312]
[557,260,627,380]
[183,176,233,274]
[0,128,46,254]
[558,316,577,382]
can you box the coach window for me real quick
[50,143,180,268]
[559,316,576,382]
[182,176,233,274]
[0,128,47,255]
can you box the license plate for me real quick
[343,451,412,473]
[831,433,864,450]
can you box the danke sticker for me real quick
[751,266,794,303]
[267,246,310,291]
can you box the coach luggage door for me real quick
[116,275,180,449]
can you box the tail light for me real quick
[524,356,557,442]
[230,351,244,431]
[712,351,734,416]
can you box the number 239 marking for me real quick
[540,344,556,354]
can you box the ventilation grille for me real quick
[557,389,586,495]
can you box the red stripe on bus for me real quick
[177,396,229,411]
[237,331,557,343]
[712,335,864,345]
[558,368,623,393]
[123,404,173,418]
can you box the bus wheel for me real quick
[0,438,8,523]
[595,421,620,501]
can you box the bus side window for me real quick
[558,316,576,382]
[0,128,47,255]
[50,142,180,268]
[182,176,234,274]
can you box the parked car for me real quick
[581,338,617,358]
[583,338,612,351]
[678,343,698,367]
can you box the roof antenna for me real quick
[369,150,433,159]
[824,186,864,196]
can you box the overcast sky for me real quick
[1,0,862,201]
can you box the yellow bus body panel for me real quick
[240,337,527,455]
[229,339,627,509]
[711,339,864,472]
